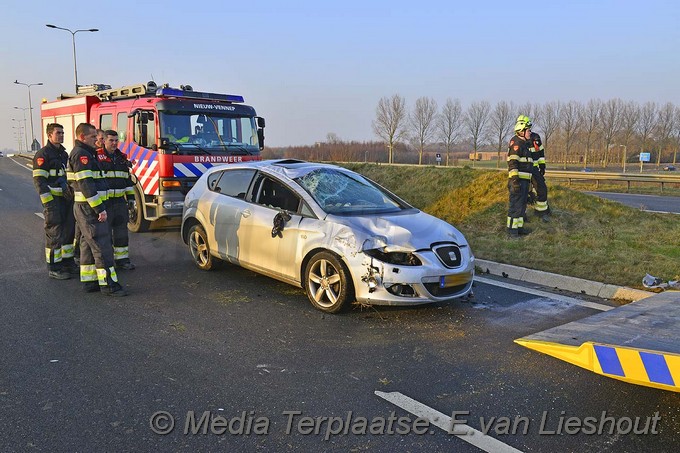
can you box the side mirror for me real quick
[257,128,265,150]
[256,116,265,128]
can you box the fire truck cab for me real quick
[40,82,265,232]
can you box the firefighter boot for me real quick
[507,228,520,239]
[518,227,532,235]
[116,260,136,270]
[62,258,79,275]
[49,269,71,280]
[83,282,100,293]
[104,282,127,297]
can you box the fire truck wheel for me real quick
[128,186,151,233]
[188,224,219,271]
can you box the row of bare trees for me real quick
[372,95,680,168]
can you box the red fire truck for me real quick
[40,82,265,232]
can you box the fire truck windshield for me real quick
[159,111,260,155]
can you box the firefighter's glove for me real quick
[63,184,74,201]
[539,164,546,176]
[510,177,521,194]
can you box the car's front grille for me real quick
[423,282,470,298]
[433,245,462,268]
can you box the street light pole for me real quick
[14,80,43,150]
[12,124,24,152]
[45,24,99,93]
[14,106,30,151]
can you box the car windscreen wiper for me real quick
[213,143,253,155]
[178,143,212,155]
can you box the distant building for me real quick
[468,152,500,161]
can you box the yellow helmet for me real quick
[514,114,532,133]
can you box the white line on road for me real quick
[35,213,44,220]
[375,391,523,453]
[474,276,612,312]
[643,209,679,215]
[9,156,33,172]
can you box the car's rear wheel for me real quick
[188,224,219,270]
[304,251,354,313]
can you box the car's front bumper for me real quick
[350,251,475,306]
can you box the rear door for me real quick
[203,168,256,262]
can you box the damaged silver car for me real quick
[181,160,474,313]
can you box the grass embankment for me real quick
[342,163,680,289]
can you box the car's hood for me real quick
[328,210,467,252]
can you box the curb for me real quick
[475,259,653,302]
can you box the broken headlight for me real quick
[363,249,422,266]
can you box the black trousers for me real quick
[531,167,549,212]
[74,203,118,287]
[108,199,131,264]
[43,197,75,270]
[507,179,530,231]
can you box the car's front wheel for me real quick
[304,251,354,313]
[188,224,219,270]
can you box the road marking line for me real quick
[474,276,612,312]
[375,391,523,453]
[35,213,44,220]
[643,209,679,215]
[9,156,33,172]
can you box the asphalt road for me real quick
[1,156,678,452]
[585,191,680,214]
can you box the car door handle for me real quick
[241,209,251,218]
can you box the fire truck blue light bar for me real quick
[156,88,244,103]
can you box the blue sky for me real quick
[2,0,679,151]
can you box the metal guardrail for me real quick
[546,170,680,192]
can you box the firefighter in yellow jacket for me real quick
[68,123,127,296]
[97,130,136,270]
[517,115,550,221]
[32,123,76,279]
[507,117,534,238]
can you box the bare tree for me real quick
[326,132,341,144]
[561,101,582,169]
[599,98,623,168]
[619,101,639,172]
[517,102,536,122]
[582,99,602,168]
[465,101,491,166]
[535,101,561,160]
[490,100,514,168]
[372,94,407,164]
[656,102,676,167]
[409,97,438,165]
[437,98,463,166]
[637,102,658,167]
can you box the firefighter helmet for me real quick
[516,114,532,127]
[514,119,529,133]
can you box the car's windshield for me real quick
[295,168,406,215]
[159,112,259,154]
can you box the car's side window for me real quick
[212,169,256,199]
[207,172,222,191]
[254,176,301,212]
[300,202,315,217]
